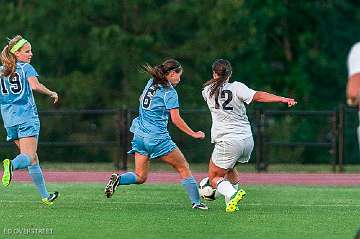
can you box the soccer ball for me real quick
[198,177,217,201]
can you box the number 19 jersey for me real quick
[0,62,39,127]
[202,81,256,143]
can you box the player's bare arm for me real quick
[346,74,360,106]
[170,108,205,139]
[253,91,297,107]
[28,76,58,103]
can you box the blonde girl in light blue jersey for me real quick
[0,35,59,206]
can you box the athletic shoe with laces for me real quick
[2,159,13,187]
[191,203,209,210]
[42,191,60,206]
[104,173,120,198]
[226,189,246,213]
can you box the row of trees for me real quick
[0,0,359,163]
[1,0,359,110]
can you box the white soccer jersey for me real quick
[202,81,256,143]
[348,42,360,76]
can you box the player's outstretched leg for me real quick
[42,192,60,206]
[226,189,246,213]
[104,173,120,198]
[2,159,13,187]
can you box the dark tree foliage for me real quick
[1,0,358,109]
[0,0,358,163]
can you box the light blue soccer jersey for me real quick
[130,79,179,138]
[0,62,39,127]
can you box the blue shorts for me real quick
[128,134,177,159]
[5,120,40,142]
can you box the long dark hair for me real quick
[203,59,232,98]
[142,59,182,87]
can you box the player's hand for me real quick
[192,131,205,139]
[282,97,297,107]
[50,91,59,104]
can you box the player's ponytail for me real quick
[203,59,232,98]
[0,35,23,77]
[142,59,182,87]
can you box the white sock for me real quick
[225,183,239,204]
[217,180,236,199]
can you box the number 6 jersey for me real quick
[0,62,39,127]
[202,81,256,143]
[130,78,179,139]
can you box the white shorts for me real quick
[211,136,254,169]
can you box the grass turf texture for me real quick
[0,184,359,239]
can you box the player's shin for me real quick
[216,179,237,199]
[11,153,31,170]
[28,163,49,199]
[118,172,137,185]
[181,176,201,205]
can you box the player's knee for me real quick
[209,171,226,188]
[179,159,190,170]
[30,154,39,165]
[209,177,219,188]
[136,174,147,184]
[22,153,37,165]
[176,164,191,176]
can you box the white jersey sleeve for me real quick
[233,82,256,104]
[202,88,208,102]
[348,42,360,76]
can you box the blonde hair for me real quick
[1,35,24,77]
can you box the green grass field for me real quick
[0,183,359,239]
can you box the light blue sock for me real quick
[181,176,200,205]
[119,172,137,185]
[11,154,31,170]
[28,164,49,199]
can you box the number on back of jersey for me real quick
[142,85,157,109]
[215,89,233,110]
[0,73,22,95]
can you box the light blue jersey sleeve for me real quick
[23,64,39,79]
[164,89,179,110]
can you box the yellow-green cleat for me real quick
[226,189,246,213]
[2,159,13,187]
[42,192,60,206]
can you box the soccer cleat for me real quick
[104,173,120,198]
[2,159,13,187]
[42,191,59,206]
[201,194,216,201]
[226,189,246,213]
[191,203,209,210]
